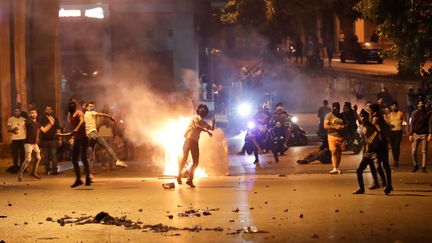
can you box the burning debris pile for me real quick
[53,210,267,235]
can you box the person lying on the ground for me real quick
[297,139,331,164]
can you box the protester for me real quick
[64,101,91,188]
[40,105,61,175]
[370,103,393,195]
[177,104,215,188]
[317,100,331,139]
[297,138,331,164]
[409,100,432,173]
[84,101,127,178]
[385,102,407,167]
[324,102,346,174]
[18,108,55,182]
[353,109,380,194]
[6,107,26,173]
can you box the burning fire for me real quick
[154,116,208,178]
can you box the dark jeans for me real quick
[244,140,259,161]
[388,130,402,164]
[356,153,379,190]
[72,137,90,180]
[178,139,199,181]
[376,147,392,188]
[11,139,25,167]
[42,139,58,173]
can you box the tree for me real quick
[220,0,362,48]
[355,0,432,77]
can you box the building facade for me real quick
[0,0,204,146]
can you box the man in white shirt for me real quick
[177,104,215,188]
[84,102,127,173]
[7,107,27,173]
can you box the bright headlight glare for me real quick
[291,116,298,123]
[247,121,255,129]
[238,103,252,117]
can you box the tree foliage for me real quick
[355,0,432,77]
[220,0,362,47]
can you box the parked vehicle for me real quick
[339,42,383,64]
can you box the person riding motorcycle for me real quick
[254,104,272,126]
[243,120,270,164]
[270,120,288,163]
[269,102,291,143]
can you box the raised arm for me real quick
[95,112,115,122]
[40,116,54,133]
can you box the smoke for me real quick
[199,128,229,176]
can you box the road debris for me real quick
[53,211,268,235]
[162,183,175,189]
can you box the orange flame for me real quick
[153,116,208,178]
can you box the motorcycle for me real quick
[343,129,363,154]
[268,115,308,146]
[286,116,309,146]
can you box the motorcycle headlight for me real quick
[291,116,298,123]
[247,121,255,129]
[238,103,252,117]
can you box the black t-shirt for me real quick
[39,116,60,141]
[25,119,40,144]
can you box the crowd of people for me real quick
[6,99,128,188]
[315,90,432,195]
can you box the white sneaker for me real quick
[329,168,338,174]
[115,160,128,168]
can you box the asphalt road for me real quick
[1,119,432,242]
[1,169,432,243]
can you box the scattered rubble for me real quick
[312,233,319,238]
[53,211,268,235]
[232,208,240,213]
[162,183,175,189]
[0,215,7,218]
[242,226,269,234]
[177,208,218,218]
